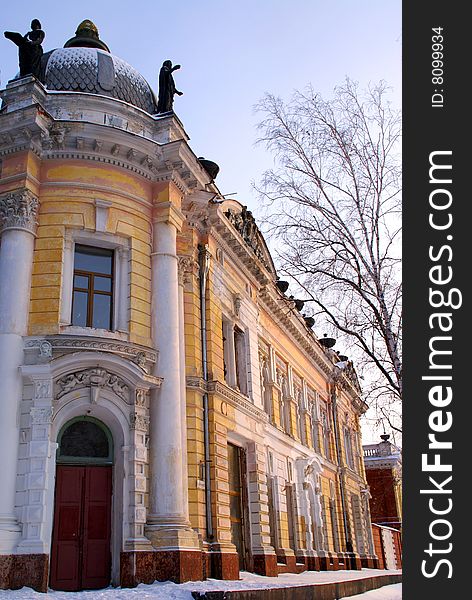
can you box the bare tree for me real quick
[255,79,402,433]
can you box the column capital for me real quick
[0,188,39,234]
[153,201,185,231]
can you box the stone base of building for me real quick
[295,554,321,572]
[319,552,340,571]
[361,555,380,569]
[0,553,48,592]
[252,552,278,577]
[120,549,203,587]
[209,550,240,580]
[345,553,362,570]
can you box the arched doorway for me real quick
[50,417,113,591]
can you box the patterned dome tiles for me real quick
[44,47,157,114]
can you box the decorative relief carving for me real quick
[135,388,149,407]
[233,294,242,317]
[30,407,53,425]
[133,351,147,371]
[34,380,52,400]
[130,412,150,431]
[38,340,53,359]
[178,255,195,286]
[0,189,39,233]
[57,368,129,401]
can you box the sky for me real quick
[1,1,401,443]
[1,0,401,210]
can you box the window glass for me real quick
[74,245,113,274]
[94,276,112,292]
[92,294,112,329]
[59,420,109,458]
[74,274,89,289]
[72,245,113,329]
[72,291,88,326]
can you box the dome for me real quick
[41,47,158,114]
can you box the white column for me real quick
[178,258,190,517]
[0,189,38,553]
[146,203,198,549]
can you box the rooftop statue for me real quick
[156,60,183,113]
[4,19,45,79]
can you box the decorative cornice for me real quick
[208,215,271,286]
[207,379,269,421]
[223,207,272,271]
[24,336,157,365]
[259,287,333,377]
[0,189,39,233]
[186,376,207,393]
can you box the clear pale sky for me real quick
[1,0,401,210]
[1,1,401,443]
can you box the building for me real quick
[363,435,402,530]
[0,20,378,592]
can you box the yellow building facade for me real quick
[0,22,377,593]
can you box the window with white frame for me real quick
[344,426,355,470]
[61,232,130,334]
[259,352,273,418]
[72,245,114,329]
[222,317,249,396]
[308,388,320,452]
[320,407,331,460]
[234,326,248,395]
[294,380,305,444]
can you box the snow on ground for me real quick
[340,584,402,600]
[0,569,402,599]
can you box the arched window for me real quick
[57,417,113,464]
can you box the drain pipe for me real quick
[198,243,214,540]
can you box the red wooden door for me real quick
[50,465,112,591]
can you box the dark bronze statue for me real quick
[156,60,183,113]
[4,19,45,79]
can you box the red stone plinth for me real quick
[0,554,48,592]
[120,549,203,587]
[252,553,278,577]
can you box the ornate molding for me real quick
[24,336,157,365]
[135,388,150,407]
[33,379,53,400]
[178,255,196,286]
[186,376,207,393]
[223,207,271,270]
[130,412,150,431]
[56,368,129,401]
[207,379,268,421]
[0,189,39,233]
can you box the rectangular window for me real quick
[344,428,354,470]
[72,245,113,329]
[234,326,248,395]
[320,408,331,460]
